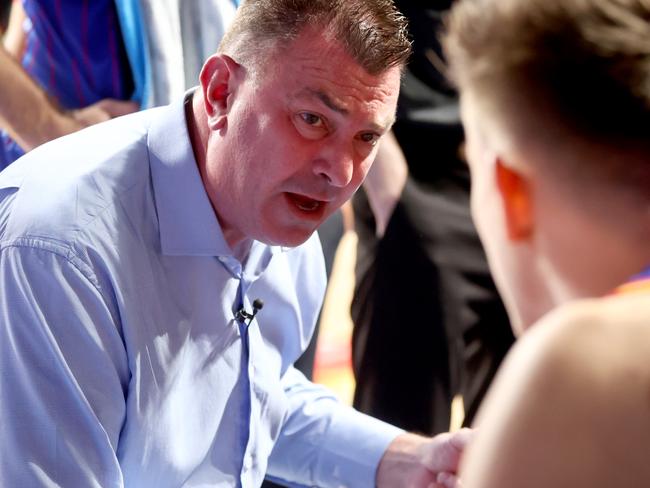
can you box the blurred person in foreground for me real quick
[0,1,471,487]
[443,0,650,486]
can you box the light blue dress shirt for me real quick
[0,95,403,487]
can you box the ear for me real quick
[199,54,241,131]
[495,158,534,241]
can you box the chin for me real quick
[259,227,317,248]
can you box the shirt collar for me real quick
[148,90,231,256]
[148,90,289,262]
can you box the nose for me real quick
[312,146,355,188]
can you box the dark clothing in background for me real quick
[351,1,515,434]
[0,0,10,32]
[294,210,344,380]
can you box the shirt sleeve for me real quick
[265,366,404,488]
[0,240,129,488]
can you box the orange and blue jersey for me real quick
[0,0,243,171]
[0,0,134,170]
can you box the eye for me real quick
[359,132,380,146]
[299,112,324,127]
[294,111,329,140]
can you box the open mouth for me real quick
[286,193,325,213]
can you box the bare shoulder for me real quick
[460,295,650,488]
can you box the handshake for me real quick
[377,429,473,488]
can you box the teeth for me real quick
[296,200,320,211]
[289,193,322,212]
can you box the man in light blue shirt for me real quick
[0,1,471,487]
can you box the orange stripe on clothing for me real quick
[613,267,650,295]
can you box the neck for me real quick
[231,239,253,264]
[544,223,650,303]
[186,90,209,172]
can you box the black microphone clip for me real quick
[235,298,264,325]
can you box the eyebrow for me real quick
[297,88,395,133]
[304,88,349,115]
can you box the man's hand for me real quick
[0,42,139,152]
[18,97,138,151]
[69,99,139,128]
[376,429,473,488]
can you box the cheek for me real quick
[469,165,493,240]
[354,155,375,184]
[471,172,529,329]
[466,139,501,246]
[469,163,511,285]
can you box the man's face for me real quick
[203,30,401,248]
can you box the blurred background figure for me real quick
[351,0,515,435]
[0,0,241,171]
[0,0,137,169]
[133,0,239,108]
